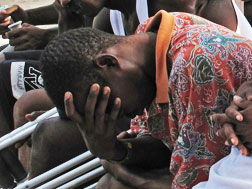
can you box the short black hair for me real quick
[40,27,124,114]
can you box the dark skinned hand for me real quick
[64,84,127,161]
[0,5,28,37]
[25,111,46,122]
[212,81,252,155]
[7,23,50,50]
[53,0,84,33]
[0,17,12,37]
[98,131,173,189]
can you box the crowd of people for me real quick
[0,0,252,188]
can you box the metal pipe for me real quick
[84,182,99,189]
[15,151,94,189]
[0,108,57,144]
[37,158,101,189]
[0,109,58,151]
[57,167,104,189]
[0,126,36,151]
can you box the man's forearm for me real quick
[117,135,172,169]
[26,4,58,25]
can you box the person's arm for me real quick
[0,4,58,25]
[212,80,252,155]
[0,4,58,37]
[196,0,237,31]
[225,96,252,151]
[53,0,85,34]
[25,4,58,25]
[64,84,172,169]
[224,81,252,154]
[7,25,58,51]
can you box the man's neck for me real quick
[132,32,157,82]
[143,32,157,80]
[130,32,157,110]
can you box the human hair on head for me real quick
[40,27,124,114]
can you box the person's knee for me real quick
[13,97,28,129]
[13,89,54,128]
[13,93,38,129]
[13,91,39,128]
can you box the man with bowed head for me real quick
[40,10,252,188]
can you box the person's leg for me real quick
[1,148,27,181]
[0,59,41,186]
[0,156,15,189]
[13,89,54,129]
[0,59,42,137]
[0,60,17,137]
[0,147,27,188]
[13,89,54,171]
[0,60,24,188]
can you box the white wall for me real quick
[0,0,54,10]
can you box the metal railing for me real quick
[0,108,104,189]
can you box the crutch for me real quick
[57,168,103,189]
[84,182,98,189]
[37,158,103,189]
[15,151,104,189]
[0,107,58,151]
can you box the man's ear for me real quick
[95,54,119,68]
